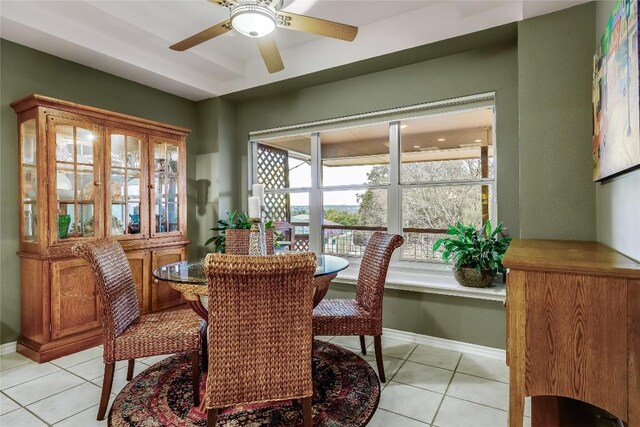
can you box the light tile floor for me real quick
[0,337,531,427]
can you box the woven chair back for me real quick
[355,232,404,316]
[204,252,316,408]
[72,239,140,359]
[225,229,275,255]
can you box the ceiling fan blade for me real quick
[170,20,232,51]
[255,34,284,73]
[277,11,358,42]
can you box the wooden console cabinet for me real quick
[503,239,640,427]
[12,95,190,362]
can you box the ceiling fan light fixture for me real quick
[231,4,277,38]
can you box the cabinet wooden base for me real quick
[17,331,103,363]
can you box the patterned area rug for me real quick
[109,340,380,426]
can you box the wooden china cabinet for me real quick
[12,94,190,362]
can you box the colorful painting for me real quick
[593,0,640,181]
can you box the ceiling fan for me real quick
[170,0,358,74]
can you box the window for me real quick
[251,96,496,264]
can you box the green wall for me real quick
[225,32,519,348]
[0,39,199,344]
[518,3,597,240]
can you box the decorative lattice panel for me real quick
[264,193,290,223]
[293,235,310,252]
[257,144,290,223]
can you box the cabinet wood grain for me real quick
[503,239,640,427]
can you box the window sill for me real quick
[333,262,506,302]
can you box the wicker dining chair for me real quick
[204,252,317,427]
[312,232,404,383]
[224,228,275,254]
[72,239,202,421]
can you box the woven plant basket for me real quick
[225,228,275,255]
[453,267,495,288]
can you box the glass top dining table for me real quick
[152,254,349,320]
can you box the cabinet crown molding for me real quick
[10,94,191,137]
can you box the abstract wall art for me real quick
[593,0,640,181]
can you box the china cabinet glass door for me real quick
[49,117,102,243]
[20,117,38,244]
[106,130,146,238]
[151,137,183,236]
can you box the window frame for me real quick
[249,93,497,266]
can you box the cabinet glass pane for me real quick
[111,204,125,236]
[22,120,37,165]
[22,166,37,202]
[111,172,125,203]
[76,128,94,165]
[56,164,75,201]
[78,204,95,237]
[155,202,166,233]
[127,136,141,169]
[21,119,38,242]
[76,165,94,201]
[153,140,180,234]
[167,203,178,232]
[126,203,141,234]
[168,177,178,203]
[111,135,126,167]
[167,145,178,174]
[155,174,165,203]
[127,172,140,201]
[56,126,74,162]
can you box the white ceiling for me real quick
[0,0,589,101]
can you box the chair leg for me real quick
[207,408,218,427]
[374,335,386,383]
[126,359,135,381]
[359,335,367,355]
[302,396,312,427]
[97,363,115,421]
[192,351,200,407]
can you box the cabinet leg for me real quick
[508,382,525,427]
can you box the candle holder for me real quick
[248,217,267,256]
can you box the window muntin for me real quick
[253,100,496,264]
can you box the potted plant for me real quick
[205,210,276,253]
[433,220,512,288]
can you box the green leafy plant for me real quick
[205,210,275,253]
[433,220,512,274]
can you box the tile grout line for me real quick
[371,342,437,424]
[428,352,463,427]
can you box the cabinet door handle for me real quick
[149,184,155,189]
[94,181,101,186]
[503,297,507,308]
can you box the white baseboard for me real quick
[382,328,506,361]
[0,341,17,356]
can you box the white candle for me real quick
[252,183,265,206]
[248,196,261,219]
